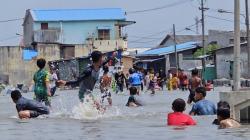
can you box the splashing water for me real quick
[69,92,121,120]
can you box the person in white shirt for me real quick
[49,68,58,96]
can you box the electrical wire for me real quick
[0,18,23,23]
[126,0,190,14]
[206,15,246,25]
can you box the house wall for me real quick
[33,20,118,44]
[216,45,248,79]
[168,49,201,71]
[121,56,134,74]
[208,30,247,48]
[75,44,90,57]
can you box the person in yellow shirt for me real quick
[171,74,179,90]
[167,70,173,91]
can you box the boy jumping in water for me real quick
[33,58,51,107]
[58,51,107,103]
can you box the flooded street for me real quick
[1,87,250,140]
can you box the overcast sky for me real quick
[0,0,246,47]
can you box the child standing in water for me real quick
[217,107,241,129]
[100,65,112,106]
[189,87,216,116]
[168,98,196,126]
[171,74,179,90]
[167,70,173,91]
[187,69,202,104]
[49,67,58,96]
[33,58,51,107]
[126,87,142,107]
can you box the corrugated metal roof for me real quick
[139,41,199,56]
[30,8,125,21]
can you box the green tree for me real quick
[193,44,220,58]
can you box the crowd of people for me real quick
[9,50,240,129]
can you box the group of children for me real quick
[9,50,241,129]
[167,87,240,129]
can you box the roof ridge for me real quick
[32,8,122,11]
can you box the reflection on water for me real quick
[0,87,250,140]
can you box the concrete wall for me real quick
[75,44,90,57]
[220,91,250,122]
[216,45,248,79]
[0,44,60,86]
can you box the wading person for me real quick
[58,51,110,103]
[11,90,49,119]
[33,58,51,107]
[114,67,125,94]
[217,107,241,129]
[100,65,112,106]
[189,87,216,116]
[126,87,142,107]
[167,98,196,126]
[49,67,58,96]
[187,69,202,104]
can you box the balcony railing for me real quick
[93,39,127,52]
[34,29,61,43]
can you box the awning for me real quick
[135,57,165,63]
[97,26,112,30]
[115,21,136,27]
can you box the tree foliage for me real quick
[193,44,220,58]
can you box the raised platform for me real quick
[220,90,250,123]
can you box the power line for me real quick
[129,28,172,43]
[206,15,246,25]
[0,18,23,23]
[129,35,163,40]
[126,0,190,14]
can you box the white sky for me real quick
[0,0,246,48]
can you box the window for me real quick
[240,37,246,43]
[98,29,110,40]
[60,46,75,59]
[41,23,48,30]
[229,39,234,44]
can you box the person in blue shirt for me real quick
[128,68,142,95]
[189,87,216,116]
[11,90,50,119]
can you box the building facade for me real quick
[23,8,135,58]
[208,30,248,79]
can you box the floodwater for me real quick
[1,87,250,140]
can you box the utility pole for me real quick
[233,0,241,91]
[173,24,178,74]
[200,0,206,82]
[246,0,250,78]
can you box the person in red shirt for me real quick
[167,98,196,126]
